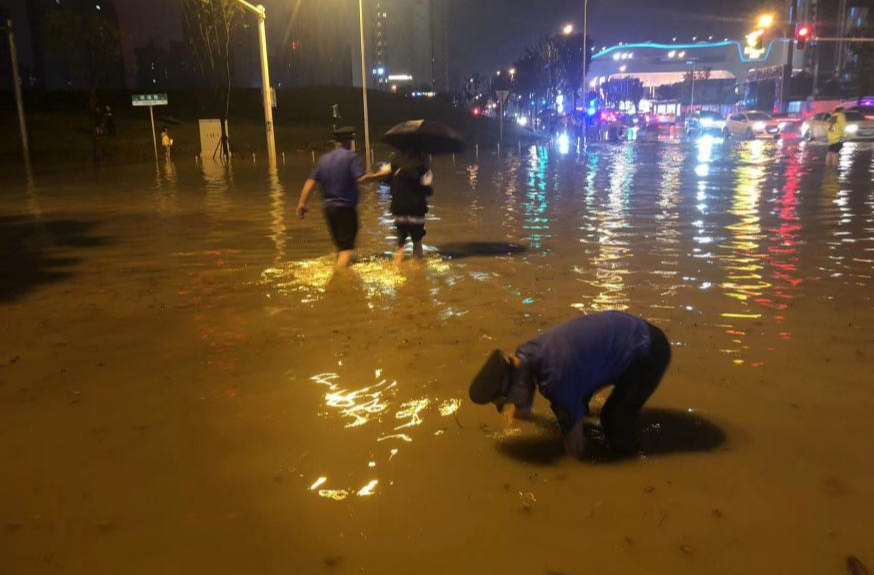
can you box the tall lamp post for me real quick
[1,19,29,171]
[358,0,372,169]
[687,58,700,111]
[232,0,276,165]
[581,0,589,147]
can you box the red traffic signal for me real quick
[796,25,811,49]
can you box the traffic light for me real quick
[796,25,811,50]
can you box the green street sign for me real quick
[132,93,168,107]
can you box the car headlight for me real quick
[846,124,859,134]
[753,122,766,130]
[778,122,787,129]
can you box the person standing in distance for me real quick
[826,107,847,168]
[297,127,382,268]
[469,311,672,457]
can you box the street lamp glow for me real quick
[508,68,516,76]
[563,24,574,35]
[757,13,775,28]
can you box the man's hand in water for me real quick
[296,204,308,219]
[563,418,587,460]
[511,403,534,420]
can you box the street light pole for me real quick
[582,0,589,148]
[2,19,30,171]
[233,0,276,165]
[690,60,696,111]
[358,0,372,170]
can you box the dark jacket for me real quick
[389,155,433,217]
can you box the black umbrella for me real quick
[382,120,466,155]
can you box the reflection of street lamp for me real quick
[232,0,276,165]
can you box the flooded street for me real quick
[2,139,873,574]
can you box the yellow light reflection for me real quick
[309,477,327,490]
[318,489,349,501]
[438,398,461,416]
[311,372,397,428]
[356,480,379,497]
[262,255,452,304]
[394,398,431,429]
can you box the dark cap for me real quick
[470,350,512,407]
[333,126,357,141]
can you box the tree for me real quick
[46,3,122,159]
[847,25,874,98]
[512,43,549,128]
[182,0,244,160]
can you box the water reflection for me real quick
[575,146,636,311]
[267,166,287,264]
[307,368,463,501]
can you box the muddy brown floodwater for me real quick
[1,139,873,574]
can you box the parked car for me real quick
[803,110,874,141]
[723,111,781,139]
[847,105,874,120]
[842,110,874,140]
[773,115,804,141]
[801,112,832,141]
[686,111,726,138]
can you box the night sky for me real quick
[448,0,763,78]
[2,0,763,82]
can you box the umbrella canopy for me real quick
[382,120,466,155]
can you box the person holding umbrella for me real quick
[378,120,465,264]
[373,151,434,264]
[297,127,384,269]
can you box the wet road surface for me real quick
[1,139,873,574]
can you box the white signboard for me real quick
[198,119,230,157]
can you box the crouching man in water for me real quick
[469,311,671,457]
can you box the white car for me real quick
[723,111,781,139]
[803,110,874,141]
[801,112,832,141]
[842,111,874,141]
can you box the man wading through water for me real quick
[297,127,383,268]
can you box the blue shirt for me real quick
[309,147,366,208]
[516,311,652,432]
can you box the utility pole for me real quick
[780,0,798,112]
[232,0,276,166]
[358,0,372,169]
[2,19,30,171]
[582,0,589,148]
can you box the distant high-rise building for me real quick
[281,0,357,88]
[27,0,125,90]
[366,0,449,92]
[795,0,874,86]
[430,0,450,92]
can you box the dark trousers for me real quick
[601,323,671,452]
